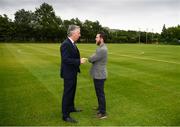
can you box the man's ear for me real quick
[100,38,103,42]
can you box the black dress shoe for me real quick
[97,113,107,119]
[63,117,78,123]
[70,108,82,112]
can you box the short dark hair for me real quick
[98,31,106,42]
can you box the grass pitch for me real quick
[0,43,180,125]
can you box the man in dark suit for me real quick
[60,25,87,123]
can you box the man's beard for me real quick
[96,41,101,45]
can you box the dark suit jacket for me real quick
[60,38,80,79]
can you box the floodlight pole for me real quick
[152,28,154,43]
[139,28,141,44]
[146,28,148,44]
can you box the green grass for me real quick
[0,43,180,125]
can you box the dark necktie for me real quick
[73,43,77,50]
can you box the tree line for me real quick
[0,3,179,44]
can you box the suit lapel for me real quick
[67,38,79,56]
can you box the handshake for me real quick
[80,58,88,64]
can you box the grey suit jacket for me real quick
[88,43,108,79]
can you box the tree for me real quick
[34,2,63,41]
[161,24,168,42]
[14,9,35,41]
[161,24,180,44]
[0,14,14,41]
[82,20,103,42]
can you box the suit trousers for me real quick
[93,79,106,114]
[62,77,77,118]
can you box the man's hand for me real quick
[81,58,87,64]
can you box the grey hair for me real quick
[67,25,80,37]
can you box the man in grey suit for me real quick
[88,31,108,119]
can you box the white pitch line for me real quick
[116,54,180,65]
[15,45,180,65]
[80,49,180,65]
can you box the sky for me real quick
[0,0,179,33]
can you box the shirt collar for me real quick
[68,37,74,44]
[100,43,105,47]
